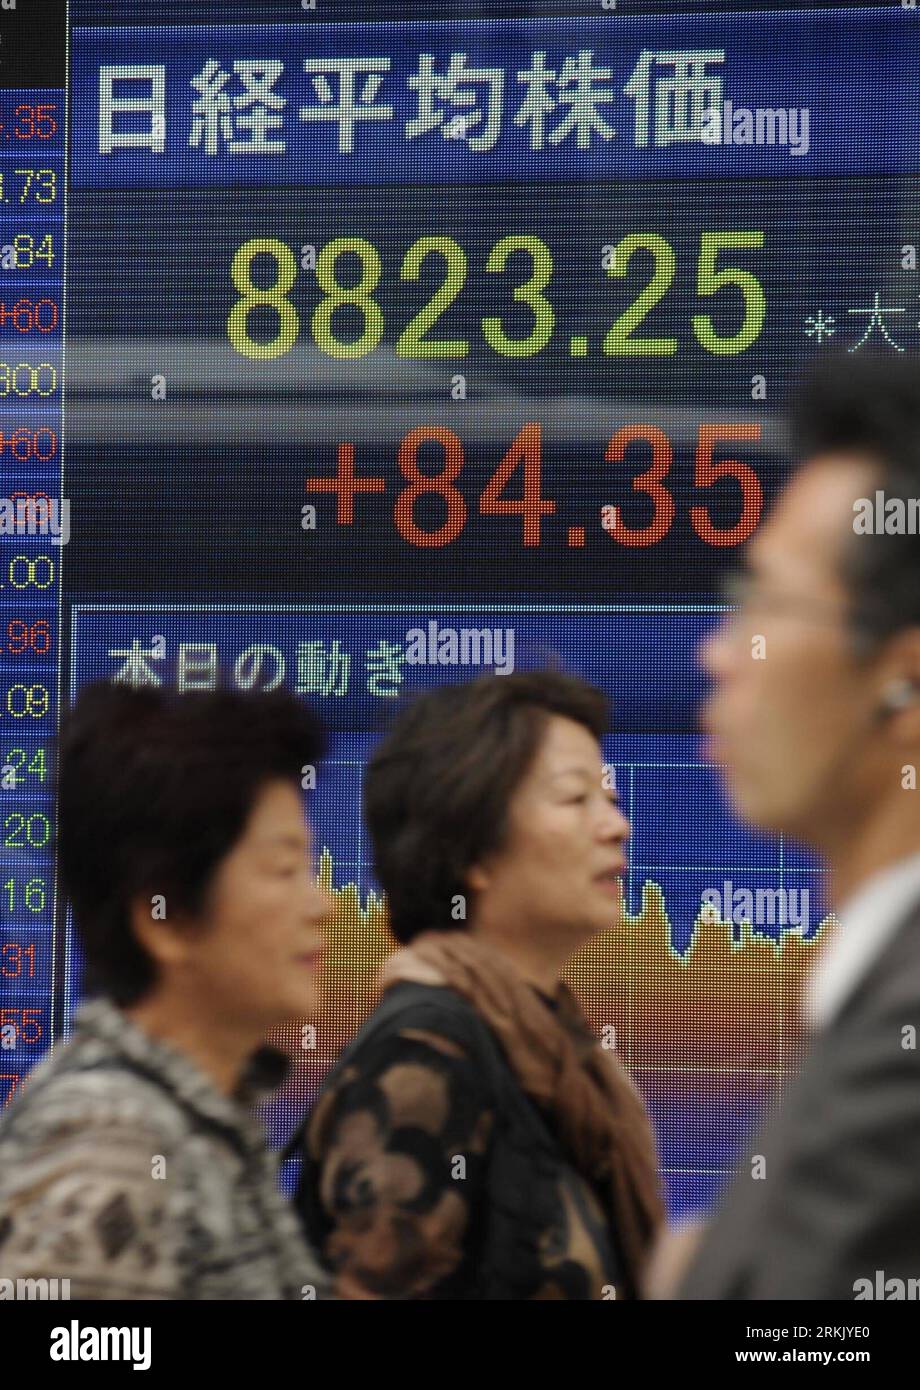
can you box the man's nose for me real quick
[699,618,734,680]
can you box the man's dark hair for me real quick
[364,670,609,945]
[791,353,920,645]
[56,681,325,1005]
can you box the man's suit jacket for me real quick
[678,897,920,1299]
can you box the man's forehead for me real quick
[753,453,878,568]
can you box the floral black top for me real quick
[292,981,628,1300]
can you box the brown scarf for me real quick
[381,929,664,1295]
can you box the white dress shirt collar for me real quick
[805,852,920,1032]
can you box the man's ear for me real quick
[880,629,920,742]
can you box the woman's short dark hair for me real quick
[364,670,609,945]
[56,680,325,1005]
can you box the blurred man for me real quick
[675,354,920,1298]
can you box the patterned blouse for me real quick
[0,998,330,1300]
[293,981,628,1299]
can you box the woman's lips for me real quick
[295,948,325,969]
[594,866,626,892]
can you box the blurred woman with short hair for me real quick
[293,670,663,1299]
[0,681,332,1299]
